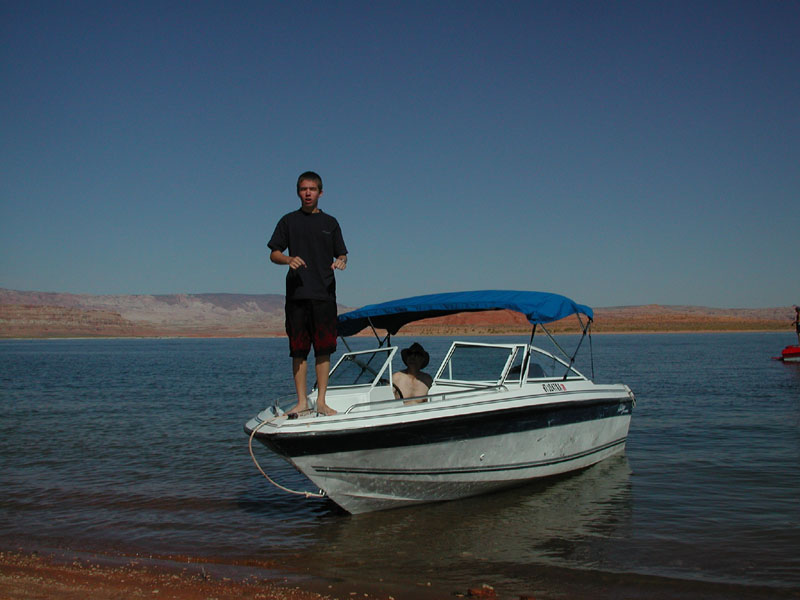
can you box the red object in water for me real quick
[776,345,800,362]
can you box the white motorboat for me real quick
[245,290,635,514]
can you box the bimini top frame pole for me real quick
[534,314,594,380]
[340,317,391,353]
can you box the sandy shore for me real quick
[0,549,467,600]
[0,550,486,600]
[0,550,330,600]
[5,549,793,600]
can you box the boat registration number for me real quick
[542,383,567,392]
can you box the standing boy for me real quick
[268,171,348,416]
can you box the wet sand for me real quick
[0,550,328,600]
[4,548,796,600]
[0,550,473,600]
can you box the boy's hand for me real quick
[288,256,307,270]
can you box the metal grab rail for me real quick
[343,384,505,414]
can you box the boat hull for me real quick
[779,345,800,362]
[253,395,633,514]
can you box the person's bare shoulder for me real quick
[392,371,410,399]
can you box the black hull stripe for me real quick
[260,397,633,458]
[313,436,627,476]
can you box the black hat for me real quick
[401,342,429,369]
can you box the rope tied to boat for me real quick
[247,414,326,499]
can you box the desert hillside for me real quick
[0,290,289,338]
[401,305,791,335]
[0,288,793,338]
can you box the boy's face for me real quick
[297,180,322,213]
[406,353,424,367]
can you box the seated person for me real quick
[393,342,433,404]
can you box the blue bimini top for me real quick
[337,290,593,337]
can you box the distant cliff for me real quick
[402,305,790,335]
[0,290,289,338]
[0,289,792,338]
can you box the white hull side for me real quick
[291,414,631,514]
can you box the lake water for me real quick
[1,333,798,599]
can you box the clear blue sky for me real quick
[1,1,798,308]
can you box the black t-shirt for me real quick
[268,209,348,301]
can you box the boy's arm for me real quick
[271,249,306,270]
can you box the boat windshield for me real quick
[527,347,585,380]
[435,343,517,386]
[328,348,394,388]
[432,342,586,386]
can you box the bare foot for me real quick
[286,403,308,415]
[316,405,338,416]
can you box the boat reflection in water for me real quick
[305,455,633,596]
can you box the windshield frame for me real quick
[432,342,522,387]
[327,347,397,390]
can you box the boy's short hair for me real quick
[297,171,323,192]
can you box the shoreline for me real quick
[2,545,796,600]
[0,548,334,600]
[0,547,480,600]
[0,328,793,341]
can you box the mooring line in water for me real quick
[248,416,326,499]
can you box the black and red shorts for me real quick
[284,298,338,359]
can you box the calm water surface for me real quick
[1,333,798,599]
